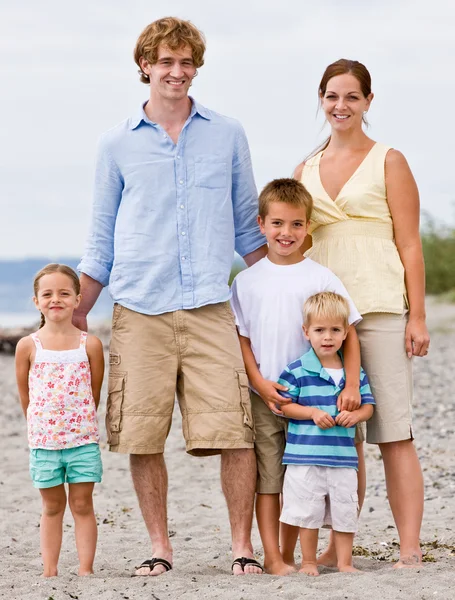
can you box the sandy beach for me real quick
[1,299,454,600]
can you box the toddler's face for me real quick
[303,319,348,358]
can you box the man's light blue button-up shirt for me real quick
[78,99,265,315]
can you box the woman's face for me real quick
[320,73,373,132]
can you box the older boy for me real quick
[279,292,375,575]
[231,178,362,575]
[75,17,267,576]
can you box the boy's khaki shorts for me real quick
[356,311,413,444]
[106,302,254,456]
[251,391,288,494]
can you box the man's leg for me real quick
[131,454,173,576]
[380,440,423,567]
[221,448,262,575]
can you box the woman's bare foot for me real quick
[264,558,296,576]
[41,570,58,578]
[338,565,361,573]
[317,548,338,568]
[299,562,319,576]
[394,552,422,569]
[78,569,94,576]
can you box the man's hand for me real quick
[72,312,88,332]
[335,410,360,428]
[255,379,291,415]
[312,409,336,429]
[337,384,361,412]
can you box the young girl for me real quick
[15,263,105,577]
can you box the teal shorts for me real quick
[29,443,103,489]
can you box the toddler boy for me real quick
[279,292,375,575]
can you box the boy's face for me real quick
[140,44,196,102]
[258,202,308,265]
[303,319,348,359]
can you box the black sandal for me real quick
[232,557,264,573]
[134,558,172,576]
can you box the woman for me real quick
[293,59,429,568]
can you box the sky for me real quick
[1,0,454,259]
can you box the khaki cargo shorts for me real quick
[106,302,254,456]
[251,391,288,494]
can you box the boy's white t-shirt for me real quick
[324,368,345,386]
[230,257,361,384]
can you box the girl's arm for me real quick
[15,336,33,417]
[385,149,430,357]
[238,334,289,414]
[86,335,105,409]
[338,326,361,412]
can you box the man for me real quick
[75,17,267,576]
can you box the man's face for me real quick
[140,45,196,102]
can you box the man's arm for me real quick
[76,135,123,328]
[231,122,267,263]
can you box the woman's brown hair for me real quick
[33,264,80,328]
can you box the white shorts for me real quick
[280,465,359,533]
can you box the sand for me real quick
[1,300,454,599]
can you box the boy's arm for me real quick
[86,335,105,409]
[281,402,336,429]
[15,337,32,417]
[338,325,361,411]
[238,334,290,414]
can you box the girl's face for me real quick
[320,73,373,133]
[33,272,81,324]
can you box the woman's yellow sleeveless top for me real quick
[301,142,407,315]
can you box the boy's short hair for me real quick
[304,292,350,329]
[258,178,313,221]
[134,17,206,84]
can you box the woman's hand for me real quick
[405,317,430,358]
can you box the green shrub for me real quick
[421,213,455,295]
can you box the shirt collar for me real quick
[301,348,345,383]
[129,97,211,130]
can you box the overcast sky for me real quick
[1,0,453,259]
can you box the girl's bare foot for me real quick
[317,548,338,568]
[338,565,361,573]
[264,559,296,576]
[299,562,319,576]
[78,569,94,576]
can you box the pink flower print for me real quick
[83,399,89,405]
[49,419,56,425]
[47,382,55,389]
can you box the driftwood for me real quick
[0,327,35,354]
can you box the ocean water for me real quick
[0,312,111,329]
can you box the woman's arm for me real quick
[86,335,105,409]
[385,149,430,357]
[15,337,33,417]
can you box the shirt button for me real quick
[181,231,186,236]
[180,204,184,209]
[179,179,184,184]
[177,155,181,159]
[181,256,186,261]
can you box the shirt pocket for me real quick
[194,156,228,189]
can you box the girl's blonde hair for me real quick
[303,292,350,329]
[33,264,80,329]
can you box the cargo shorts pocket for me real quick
[106,374,126,446]
[236,369,255,442]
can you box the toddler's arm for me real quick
[335,404,374,428]
[238,334,290,414]
[15,336,33,417]
[338,326,361,412]
[86,335,105,409]
[281,403,336,429]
